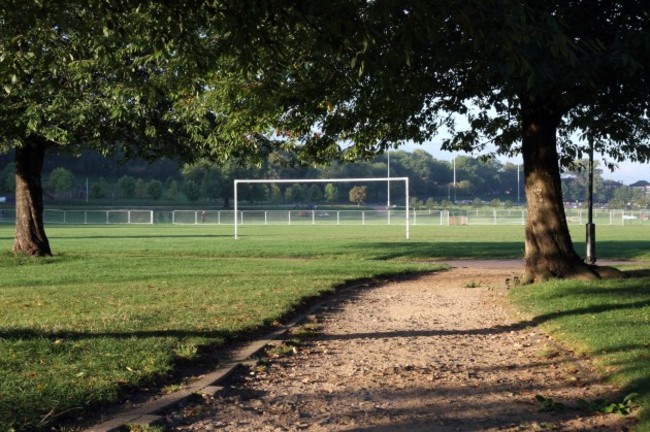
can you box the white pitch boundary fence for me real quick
[0,207,647,227]
[43,209,154,224]
[173,209,420,226]
[171,208,650,226]
[234,177,411,239]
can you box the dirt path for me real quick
[165,265,634,431]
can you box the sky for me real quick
[399,140,648,185]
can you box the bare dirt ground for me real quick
[164,264,636,431]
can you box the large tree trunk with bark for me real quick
[12,137,52,256]
[520,101,622,283]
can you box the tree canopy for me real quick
[3,1,649,175]
[1,1,218,159]
[222,1,650,166]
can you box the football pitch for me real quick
[0,224,649,431]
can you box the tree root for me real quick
[521,268,554,285]
[591,265,626,279]
[520,262,626,285]
[565,264,601,281]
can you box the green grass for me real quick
[0,223,649,431]
[510,270,650,431]
[0,224,444,431]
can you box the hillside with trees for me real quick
[1,149,646,210]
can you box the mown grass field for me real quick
[0,223,649,431]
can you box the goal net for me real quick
[233,177,410,239]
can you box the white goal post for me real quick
[234,177,410,239]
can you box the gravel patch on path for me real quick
[165,267,634,431]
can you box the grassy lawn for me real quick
[0,223,649,431]
[1,224,443,431]
[510,269,650,432]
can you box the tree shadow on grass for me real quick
[572,240,650,260]
[621,268,650,278]
[359,240,650,261]
[360,241,524,260]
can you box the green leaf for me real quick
[622,392,639,404]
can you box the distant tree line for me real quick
[0,149,647,208]
[561,160,650,209]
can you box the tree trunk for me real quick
[12,137,52,256]
[520,102,594,283]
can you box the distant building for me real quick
[603,179,623,192]
[630,180,650,197]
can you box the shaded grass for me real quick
[509,271,650,432]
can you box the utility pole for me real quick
[453,156,457,203]
[387,151,390,209]
[586,142,596,264]
[517,164,520,203]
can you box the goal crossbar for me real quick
[234,177,410,239]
